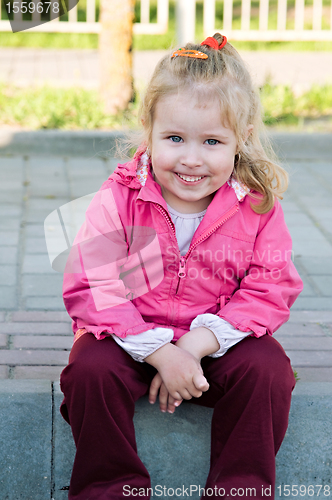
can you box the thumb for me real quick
[193,373,209,392]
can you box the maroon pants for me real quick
[60,333,295,500]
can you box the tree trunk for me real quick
[99,0,135,115]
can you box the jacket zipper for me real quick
[154,202,239,294]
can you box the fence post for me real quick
[204,0,215,36]
[177,0,196,45]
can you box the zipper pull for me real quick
[178,257,186,278]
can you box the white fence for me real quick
[0,0,169,34]
[0,0,331,41]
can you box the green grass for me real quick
[0,84,139,130]
[0,82,331,131]
[261,83,332,126]
[1,0,332,51]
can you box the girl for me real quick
[60,33,303,500]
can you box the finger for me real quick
[193,373,209,392]
[149,373,162,404]
[167,395,183,414]
[177,388,193,401]
[158,383,169,413]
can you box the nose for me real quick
[180,143,203,169]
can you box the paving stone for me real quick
[53,384,76,496]
[0,380,51,500]
[0,246,18,265]
[289,310,332,322]
[22,273,63,297]
[291,238,332,258]
[25,237,48,254]
[0,157,24,174]
[291,297,332,310]
[295,256,332,276]
[28,197,69,211]
[277,336,332,351]
[0,231,20,246]
[25,223,46,237]
[295,367,332,382]
[13,365,65,380]
[0,334,7,348]
[22,253,56,274]
[0,205,21,217]
[286,350,332,367]
[0,287,17,309]
[309,275,332,296]
[0,366,9,378]
[295,276,317,297]
[0,265,16,287]
[0,322,72,334]
[0,181,23,191]
[70,180,105,199]
[276,322,326,337]
[29,183,69,198]
[25,296,66,310]
[67,157,107,178]
[0,218,21,231]
[0,350,69,365]
[283,212,313,227]
[11,311,71,322]
[13,335,72,350]
[0,192,23,204]
[25,209,53,224]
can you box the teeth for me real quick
[177,173,204,182]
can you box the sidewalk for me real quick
[0,131,331,499]
[1,48,332,92]
[0,131,331,384]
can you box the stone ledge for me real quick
[0,381,330,500]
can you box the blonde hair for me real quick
[139,33,288,214]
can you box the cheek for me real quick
[153,150,174,172]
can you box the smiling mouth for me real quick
[176,173,205,182]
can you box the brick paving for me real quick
[0,132,332,382]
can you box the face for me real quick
[150,90,240,214]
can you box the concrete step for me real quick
[0,380,331,500]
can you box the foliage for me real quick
[261,83,332,126]
[0,82,331,130]
[0,84,139,129]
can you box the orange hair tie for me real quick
[171,49,208,60]
[201,35,227,50]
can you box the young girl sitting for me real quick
[60,33,303,500]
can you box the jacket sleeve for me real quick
[217,199,303,337]
[63,183,159,339]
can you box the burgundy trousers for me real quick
[60,333,295,500]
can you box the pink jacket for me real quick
[63,152,303,341]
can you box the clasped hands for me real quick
[144,326,219,414]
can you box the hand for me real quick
[149,372,182,414]
[175,326,220,360]
[145,343,209,402]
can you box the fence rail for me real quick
[0,0,331,41]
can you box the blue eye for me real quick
[170,136,182,143]
[206,139,219,145]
